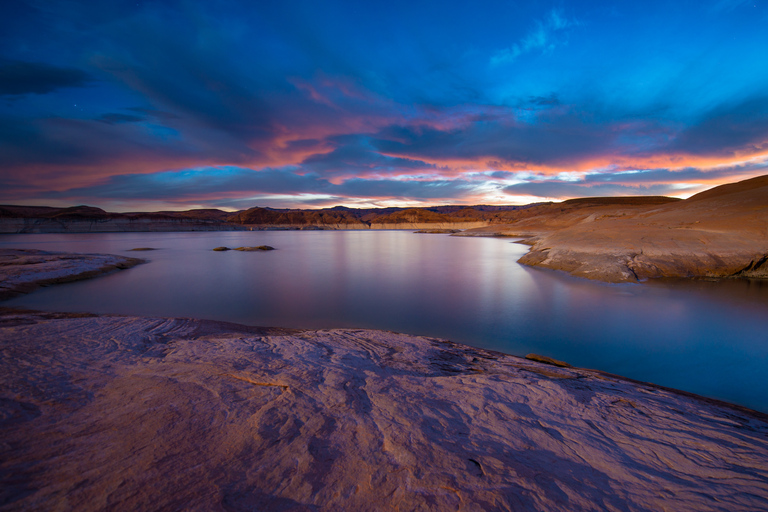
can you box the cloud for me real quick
[372,110,614,168]
[582,164,768,185]
[95,113,145,124]
[503,180,684,199]
[669,96,768,157]
[490,9,579,66]
[502,159,768,199]
[37,166,478,207]
[526,94,561,108]
[299,135,439,178]
[0,60,91,95]
[2,0,767,211]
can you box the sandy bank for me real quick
[0,249,144,301]
[1,310,767,511]
[461,175,768,283]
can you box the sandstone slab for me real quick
[1,311,767,511]
[0,249,144,301]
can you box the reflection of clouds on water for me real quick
[1,231,766,412]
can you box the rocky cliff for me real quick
[0,204,527,233]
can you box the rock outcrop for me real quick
[0,249,143,300]
[0,204,530,233]
[228,206,501,230]
[1,310,767,511]
[1,249,767,510]
[462,175,768,282]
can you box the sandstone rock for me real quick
[0,249,144,301]
[1,311,766,511]
[525,353,572,367]
[464,174,768,283]
[233,245,275,251]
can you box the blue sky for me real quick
[1,0,767,210]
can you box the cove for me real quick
[2,230,767,412]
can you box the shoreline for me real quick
[2,308,768,510]
[457,175,768,283]
[4,226,766,286]
[2,249,768,509]
[0,248,144,301]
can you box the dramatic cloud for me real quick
[504,180,683,199]
[95,113,145,125]
[490,9,580,65]
[0,60,90,96]
[1,1,767,210]
[670,96,768,157]
[300,136,440,179]
[502,159,768,199]
[42,166,479,208]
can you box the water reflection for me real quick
[1,231,767,411]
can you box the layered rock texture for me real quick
[2,250,768,510]
[0,206,242,233]
[0,249,143,301]
[462,175,768,282]
[0,204,526,233]
[1,310,767,511]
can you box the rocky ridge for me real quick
[461,175,768,282]
[0,204,528,233]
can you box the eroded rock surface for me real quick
[0,249,143,300]
[1,311,767,511]
[462,175,768,282]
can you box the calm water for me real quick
[2,231,768,412]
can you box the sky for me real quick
[1,0,767,211]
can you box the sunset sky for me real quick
[2,0,767,211]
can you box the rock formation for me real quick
[1,311,767,511]
[0,204,528,233]
[462,175,768,282]
[0,249,143,301]
[1,251,767,510]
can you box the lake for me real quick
[2,230,767,412]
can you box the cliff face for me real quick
[463,175,768,282]
[227,205,519,229]
[0,217,244,233]
[0,204,529,233]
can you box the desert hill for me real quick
[463,174,768,282]
[3,174,766,283]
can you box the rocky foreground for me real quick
[1,310,768,511]
[2,247,768,511]
[462,174,768,283]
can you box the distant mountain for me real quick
[0,203,540,233]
